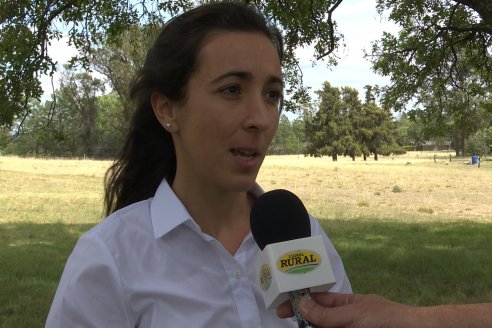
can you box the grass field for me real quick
[1,153,491,327]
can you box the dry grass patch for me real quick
[2,153,491,224]
[0,155,110,177]
[258,153,492,223]
[0,156,108,225]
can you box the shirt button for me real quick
[234,270,241,279]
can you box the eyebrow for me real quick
[211,71,284,87]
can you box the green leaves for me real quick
[0,0,346,128]
[304,82,400,160]
[370,0,492,113]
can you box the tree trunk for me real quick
[460,133,466,158]
[374,153,378,161]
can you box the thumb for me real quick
[299,297,327,326]
[299,297,346,328]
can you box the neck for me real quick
[171,180,254,255]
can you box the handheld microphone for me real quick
[250,189,336,328]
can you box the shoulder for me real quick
[308,214,326,236]
[86,198,153,240]
[73,198,155,263]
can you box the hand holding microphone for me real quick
[250,189,337,328]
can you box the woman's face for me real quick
[156,31,282,194]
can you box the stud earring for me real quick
[165,122,172,129]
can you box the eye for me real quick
[265,89,283,107]
[221,85,241,96]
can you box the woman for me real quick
[46,2,352,327]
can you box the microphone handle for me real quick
[289,289,314,328]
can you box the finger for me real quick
[276,300,294,318]
[311,292,355,307]
[299,297,352,328]
[276,293,353,319]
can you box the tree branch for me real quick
[316,0,343,60]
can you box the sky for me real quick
[41,0,400,104]
[296,0,399,100]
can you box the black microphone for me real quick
[250,189,311,250]
[251,189,336,328]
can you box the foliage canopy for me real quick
[0,0,344,128]
[369,0,492,113]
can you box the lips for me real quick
[231,148,259,161]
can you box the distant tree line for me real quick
[1,65,491,159]
[270,81,492,159]
[1,17,491,159]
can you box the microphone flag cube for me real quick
[256,235,336,309]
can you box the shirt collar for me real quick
[150,179,265,240]
[150,180,192,239]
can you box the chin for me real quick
[223,174,258,193]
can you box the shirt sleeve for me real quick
[45,233,134,328]
[310,216,353,293]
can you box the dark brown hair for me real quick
[104,1,283,215]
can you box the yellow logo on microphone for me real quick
[259,264,272,290]
[277,250,320,274]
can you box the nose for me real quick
[242,93,279,132]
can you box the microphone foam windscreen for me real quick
[250,189,311,250]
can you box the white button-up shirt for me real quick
[46,180,352,327]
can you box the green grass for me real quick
[320,218,492,306]
[0,222,92,327]
[1,155,491,327]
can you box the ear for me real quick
[151,92,178,133]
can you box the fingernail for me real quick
[299,297,315,313]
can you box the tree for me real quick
[58,69,105,156]
[363,104,400,160]
[2,99,74,156]
[350,102,373,160]
[0,128,9,152]
[4,86,128,157]
[363,84,376,105]
[465,127,492,156]
[305,82,353,161]
[407,58,490,155]
[291,117,306,154]
[369,0,492,115]
[89,26,157,134]
[0,0,346,128]
[95,92,128,157]
[341,86,362,160]
[305,82,402,161]
[394,113,428,150]
[270,114,292,154]
[270,114,305,154]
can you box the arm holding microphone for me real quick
[277,292,492,328]
[259,193,492,328]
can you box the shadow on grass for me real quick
[2,219,492,327]
[0,222,95,328]
[320,218,492,306]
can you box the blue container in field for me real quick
[471,155,479,164]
